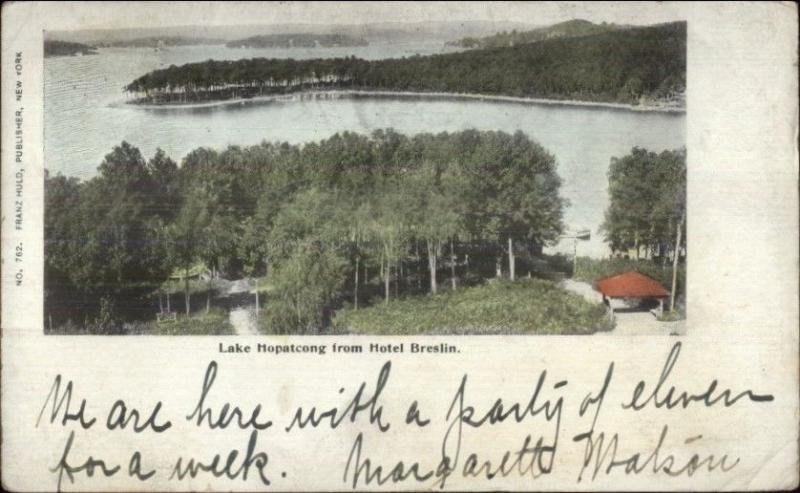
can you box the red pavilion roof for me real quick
[595,271,669,298]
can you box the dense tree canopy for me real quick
[125,22,685,106]
[45,129,566,332]
[601,147,686,260]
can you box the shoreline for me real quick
[116,89,686,114]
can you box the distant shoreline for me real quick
[119,90,686,114]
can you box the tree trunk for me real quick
[384,257,390,304]
[166,290,171,313]
[670,212,684,312]
[158,291,164,314]
[508,237,515,281]
[496,257,502,278]
[184,268,190,316]
[254,278,260,319]
[206,277,211,314]
[427,239,438,295]
[416,242,422,289]
[354,256,359,309]
[450,238,457,290]
[663,217,673,267]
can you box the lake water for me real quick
[45,45,685,257]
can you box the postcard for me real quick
[2,1,798,491]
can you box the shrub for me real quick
[127,307,234,335]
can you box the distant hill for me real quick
[44,40,98,58]
[447,19,627,48]
[46,20,536,46]
[126,21,686,109]
[94,36,225,48]
[226,33,368,49]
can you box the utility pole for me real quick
[559,229,591,277]
[573,237,578,277]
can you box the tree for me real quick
[263,188,348,332]
[463,131,565,280]
[601,147,686,308]
[403,168,464,295]
[84,143,171,294]
[168,185,212,315]
[44,143,174,330]
[44,172,82,328]
[46,130,573,332]
[602,147,686,262]
[146,148,180,220]
[264,243,347,333]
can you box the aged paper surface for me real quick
[1,1,798,491]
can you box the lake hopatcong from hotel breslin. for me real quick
[45,43,685,258]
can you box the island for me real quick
[44,40,98,58]
[226,33,369,49]
[124,22,685,110]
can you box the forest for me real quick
[601,147,686,260]
[45,129,574,335]
[124,22,686,106]
[226,34,368,49]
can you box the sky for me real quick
[35,1,689,31]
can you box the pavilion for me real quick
[595,271,670,318]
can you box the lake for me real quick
[45,45,685,257]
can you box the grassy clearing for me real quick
[333,278,611,335]
[127,307,235,335]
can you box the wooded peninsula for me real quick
[124,22,686,108]
[44,40,98,58]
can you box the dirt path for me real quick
[560,278,603,303]
[229,307,258,335]
[559,278,685,336]
[213,278,260,335]
[603,311,685,336]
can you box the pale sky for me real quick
[36,1,689,31]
